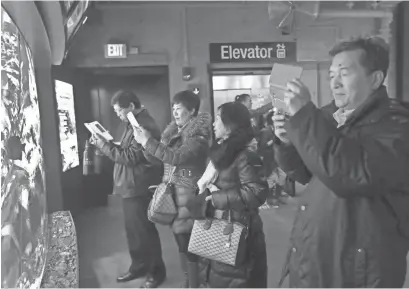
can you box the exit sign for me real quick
[104,44,127,59]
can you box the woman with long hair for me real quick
[194,101,268,288]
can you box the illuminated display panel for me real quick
[1,7,48,288]
[55,80,79,172]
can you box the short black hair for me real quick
[172,90,200,116]
[329,36,389,80]
[111,90,141,109]
[218,102,253,134]
[235,94,250,103]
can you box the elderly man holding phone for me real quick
[272,37,409,287]
[90,90,166,287]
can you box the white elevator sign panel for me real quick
[104,44,127,58]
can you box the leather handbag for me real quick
[188,210,248,266]
[148,166,177,225]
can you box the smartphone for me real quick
[127,112,140,127]
[269,63,303,115]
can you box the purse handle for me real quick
[167,166,176,186]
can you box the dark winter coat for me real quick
[197,131,269,288]
[258,126,278,179]
[275,86,409,288]
[250,102,273,141]
[143,112,212,234]
[97,108,163,198]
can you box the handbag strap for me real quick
[224,210,234,235]
[166,166,176,185]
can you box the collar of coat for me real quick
[161,112,212,145]
[209,127,255,170]
[323,85,396,128]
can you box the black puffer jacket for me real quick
[143,112,212,234]
[275,86,409,288]
[198,139,268,288]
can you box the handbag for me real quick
[147,166,177,225]
[188,210,248,266]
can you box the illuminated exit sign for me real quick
[104,44,127,59]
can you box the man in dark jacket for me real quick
[91,90,165,284]
[272,37,409,287]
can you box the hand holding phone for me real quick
[271,108,291,145]
[127,112,140,128]
[269,63,304,115]
[284,79,313,116]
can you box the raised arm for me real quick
[286,101,409,197]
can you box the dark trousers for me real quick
[174,233,198,262]
[122,196,165,276]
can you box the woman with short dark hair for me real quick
[133,90,211,288]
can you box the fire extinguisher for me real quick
[93,147,104,174]
[83,140,94,175]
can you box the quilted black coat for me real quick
[198,142,269,288]
[275,86,409,288]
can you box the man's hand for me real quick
[272,112,291,145]
[90,133,106,148]
[285,79,312,116]
[133,126,151,147]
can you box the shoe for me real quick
[117,270,146,282]
[139,273,166,288]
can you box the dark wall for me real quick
[85,71,171,136]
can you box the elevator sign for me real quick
[209,42,296,63]
[104,44,127,59]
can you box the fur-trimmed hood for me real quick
[161,112,212,145]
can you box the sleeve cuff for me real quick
[285,101,317,133]
[144,137,158,154]
[211,191,228,210]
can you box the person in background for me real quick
[132,90,212,288]
[193,101,268,288]
[90,91,165,285]
[273,37,409,287]
[258,109,284,207]
[235,93,272,141]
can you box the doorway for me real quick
[209,65,319,120]
[74,66,171,208]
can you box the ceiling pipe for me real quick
[318,9,392,19]
[182,6,189,67]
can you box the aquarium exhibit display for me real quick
[1,7,48,288]
[55,80,79,172]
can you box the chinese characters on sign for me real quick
[276,44,286,59]
[209,42,296,63]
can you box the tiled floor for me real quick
[74,195,409,288]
